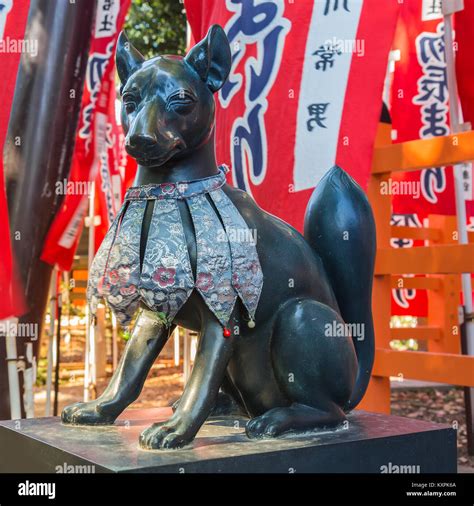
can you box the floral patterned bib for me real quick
[87,166,263,328]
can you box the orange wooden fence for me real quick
[359,123,474,414]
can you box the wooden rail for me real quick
[390,327,442,341]
[390,276,442,290]
[376,244,474,275]
[373,349,474,387]
[372,130,474,174]
[390,225,441,241]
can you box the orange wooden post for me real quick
[358,122,392,414]
[361,131,474,408]
[427,215,461,354]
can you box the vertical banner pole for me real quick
[45,267,57,416]
[174,328,180,367]
[84,181,96,401]
[53,284,62,416]
[442,0,474,454]
[63,271,71,346]
[183,330,190,385]
[83,309,91,402]
[111,312,119,372]
[5,318,21,419]
[23,342,35,418]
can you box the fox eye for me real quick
[169,101,194,114]
[167,89,196,113]
[122,92,138,114]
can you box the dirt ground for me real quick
[391,387,474,470]
[34,361,184,416]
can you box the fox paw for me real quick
[61,401,117,425]
[139,418,194,450]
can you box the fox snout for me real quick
[125,131,186,166]
[126,133,157,148]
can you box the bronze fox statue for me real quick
[62,25,376,450]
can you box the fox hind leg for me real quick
[246,299,357,438]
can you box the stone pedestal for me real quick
[0,408,456,473]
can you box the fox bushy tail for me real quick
[304,166,376,412]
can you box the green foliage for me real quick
[120,328,132,342]
[36,358,48,386]
[123,0,187,59]
[156,311,172,327]
[390,316,419,351]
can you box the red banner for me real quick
[0,0,30,319]
[94,70,135,249]
[185,0,399,231]
[41,0,131,271]
[389,0,474,316]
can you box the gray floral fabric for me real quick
[125,166,226,200]
[99,200,145,325]
[210,189,263,319]
[87,166,263,328]
[139,199,195,322]
[87,205,125,317]
[187,194,235,325]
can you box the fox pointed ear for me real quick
[116,31,145,85]
[185,24,231,93]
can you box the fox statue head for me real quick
[116,24,231,169]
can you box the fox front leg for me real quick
[62,309,172,425]
[139,318,233,449]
